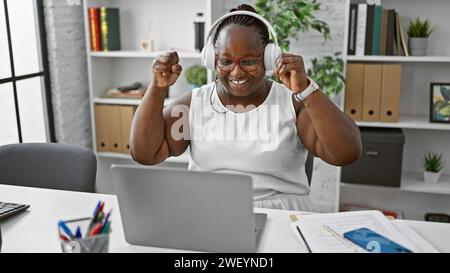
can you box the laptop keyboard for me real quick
[0,202,30,221]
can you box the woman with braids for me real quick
[130,4,362,211]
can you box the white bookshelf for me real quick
[90,50,202,59]
[346,55,450,63]
[83,0,230,193]
[339,0,450,220]
[93,97,175,107]
[341,172,450,196]
[356,114,450,130]
[401,172,450,195]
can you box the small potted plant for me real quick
[423,152,444,183]
[407,18,433,56]
[185,65,207,90]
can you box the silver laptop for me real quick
[111,164,267,252]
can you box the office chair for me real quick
[0,143,96,192]
[305,152,314,186]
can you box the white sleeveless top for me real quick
[188,80,310,200]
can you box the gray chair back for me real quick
[0,143,96,192]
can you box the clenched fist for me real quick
[152,51,182,90]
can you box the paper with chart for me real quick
[291,210,438,253]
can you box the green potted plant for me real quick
[407,18,434,56]
[307,52,344,101]
[185,65,207,89]
[423,152,444,183]
[255,0,330,52]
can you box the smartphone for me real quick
[343,227,412,253]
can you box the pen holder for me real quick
[58,217,110,253]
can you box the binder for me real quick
[362,64,383,121]
[94,104,121,153]
[88,7,102,51]
[347,4,358,55]
[386,10,396,56]
[364,4,375,55]
[119,106,136,154]
[380,64,402,122]
[100,7,121,51]
[344,63,365,121]
[371,5,382,55]
[379,9,388,55]
[355,3,367,56]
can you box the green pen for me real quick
[101,221,111,234]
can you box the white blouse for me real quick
[187,80,310,200]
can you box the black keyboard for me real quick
[0,202,30,221]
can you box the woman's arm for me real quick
[296,90,362,165]
[275,53,362,166]
[130,51,190,165]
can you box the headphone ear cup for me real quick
[201,42,216,71]
[264,43,281,71]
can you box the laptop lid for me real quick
[111,164,260,252]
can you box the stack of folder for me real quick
[94,104,136,154]
[344,63,402,122]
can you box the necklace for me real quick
[209,80,230,114]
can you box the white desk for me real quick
[1,184,449,253]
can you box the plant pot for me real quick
[423,171,441,183]
[409,37,428,56]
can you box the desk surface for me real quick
[1,184,449,253]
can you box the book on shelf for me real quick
[88,7,121,52]
[371,5,382,55]
[379,9,388,55]
[347,3,358,55]
[364,4,375,56]
[385,9,396,56]
[348,2,409,57]
[100,7,121,51]
[396,13,409,56]
[88,7,102,51]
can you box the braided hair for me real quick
[213,4,270,48]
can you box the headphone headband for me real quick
[206,10,279,47]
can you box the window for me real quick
[0,0,55,145]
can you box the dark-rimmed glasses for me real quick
[215,55,263,72]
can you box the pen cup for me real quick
[58,217,110,253]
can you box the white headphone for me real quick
[201,10,281,72]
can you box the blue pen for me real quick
[86,201,103,237]
[75,226,82,238]
[103,210,112,225]
[92,200,102,218]
[58,220,75,239]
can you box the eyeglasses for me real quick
[215,55,263,72]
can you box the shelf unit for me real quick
[90,51,202,58]
[342,172,450,195]
[356,114,450,130]
[339,0,450,220]
[93,97,175,107]
[346,55,450,63]
[83,0,233,193]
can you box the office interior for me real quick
[0,0,449,254]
